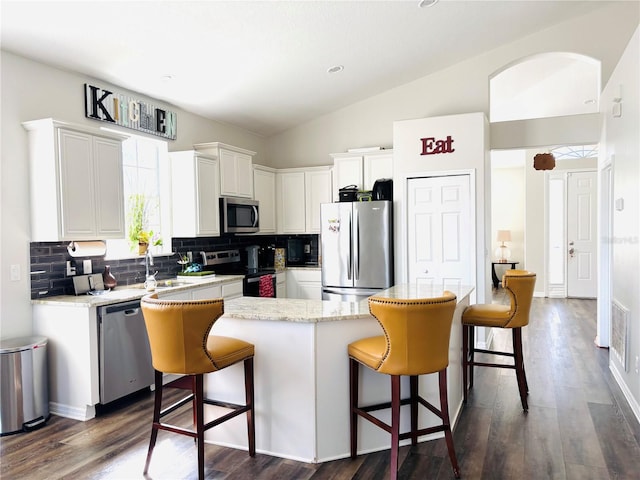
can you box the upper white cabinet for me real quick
[194,142,255,198]
[169,151,220,237]
[23,118,126,241]
[276,167,332,234]
[253,165,277,233]
[331,150,393,201]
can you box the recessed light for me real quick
[418,0,438,7]
[160,74,173,82]
[327,65,344,74]
[584,99,596,105]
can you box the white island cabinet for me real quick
[200,284,473,463]
[23,118,127,241]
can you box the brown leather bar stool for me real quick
[140,294,255,480]
[462,270,536,411]
[349,293,461,480]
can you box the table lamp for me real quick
[495,230,511,263]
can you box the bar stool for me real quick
[462,270,536,411]
[349,293,461,479]
[140,294,255,480]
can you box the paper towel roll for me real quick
[67,241,107,257]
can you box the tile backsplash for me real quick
[30,234,318,299]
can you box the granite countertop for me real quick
[31,275,245,307]
[222,284,475,324]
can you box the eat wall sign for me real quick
[420,135,455,155]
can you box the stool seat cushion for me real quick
[207,336,255,371]
[462,304,512,328]
[348,336,387,371]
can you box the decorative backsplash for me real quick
[30,234,318,299]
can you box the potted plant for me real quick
[127,194,150,254]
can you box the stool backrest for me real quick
[502,270,536,328]
[140,294,224,375]
[367,292,457,376]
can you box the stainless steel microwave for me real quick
[220,197,259,234]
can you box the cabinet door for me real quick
[253,168,276,233]
[363,152,393,191]
[222,281,243,299]
[196,157,220,236]
[93,136,125,237]
[219,149,237,196]
[191,285,222,300]
[333,156,363,200]
[235,153,254,198]
[305,169,332,233]
[277,172,306,233]
[58,129,97,238]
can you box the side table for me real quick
[491,261,519,289]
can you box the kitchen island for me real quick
[201,284,474,463]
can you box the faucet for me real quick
[145,249,157,279]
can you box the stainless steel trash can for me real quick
[0,336,49,435]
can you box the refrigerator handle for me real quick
[348,210,352,280]
[353,208,359,280]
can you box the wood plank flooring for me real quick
[2,294,639,479]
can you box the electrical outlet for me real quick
[66,260,76,276]
[83,259,92,274]
[10,264,20,281]
[635,355,639,375]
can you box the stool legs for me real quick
[513,329,528,411]
[143,369,163,475]
[349,358,461,479]
[244,357,256,456]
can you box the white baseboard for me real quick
[609,362,640,425]
[49,402,96,421]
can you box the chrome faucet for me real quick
[145,249,157,279]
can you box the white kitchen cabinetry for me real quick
[331,150,393,201]
[253,165,277,233]
[160,280,243,301]
[276,272,287,298]
[23,118,127,241]
[276,167,332,234]
[286,269,322,300]
[194,142,255,198]
[169,151,220,237]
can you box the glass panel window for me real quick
[548,177,565,285]
[106,134,169,259]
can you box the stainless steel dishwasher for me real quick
[98,300,154,404]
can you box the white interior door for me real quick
[567,171,597,298]
[407,175,472,289]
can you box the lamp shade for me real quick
[496,230,511,242]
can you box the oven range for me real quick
[200,249,276,298]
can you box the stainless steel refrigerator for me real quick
[321,201,393,302]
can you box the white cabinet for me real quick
[158,280,242,301]
[194,142,255,198]
[331,150,393,201]
[222,280,244,299]
[276,167,332,234]
[169,151,220,237]
[276,272,287,298]
[286,269,322,300]
[253,166,277,233]
[23,118,126,241]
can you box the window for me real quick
[105,134,171,259]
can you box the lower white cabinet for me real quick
[160,280,243,301]
[276,272,287,298]
[286,269,322,300]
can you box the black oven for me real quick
[243,271,276,298]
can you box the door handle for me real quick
[569,247,575,258]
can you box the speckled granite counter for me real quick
[31,275,244,307]
[205,284,475,463]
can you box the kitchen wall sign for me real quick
[420,135,455,155]
[84,83,177,140]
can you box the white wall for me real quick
[265,2,639,168]
[491,164,525,268]
[0,51,267,339]
[600,26,640,421]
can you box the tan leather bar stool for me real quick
[140,294,255,480]
[349,293,461,480]
[462,270,536,411]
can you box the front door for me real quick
[407,174,472,289]
[567,171,597,298]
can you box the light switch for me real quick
[10,264,20,281]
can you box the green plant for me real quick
[127,194,149,248]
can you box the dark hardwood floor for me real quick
[2,294,640,479]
